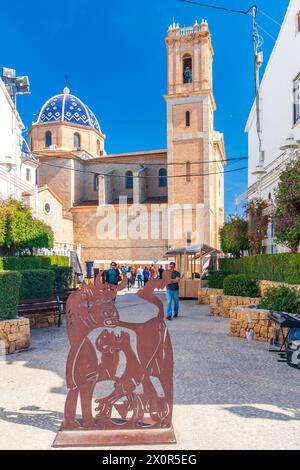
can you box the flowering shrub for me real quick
[246,198,270,254]
[275,159,300,253]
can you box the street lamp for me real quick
[0,156,17,173]
[252,151,267,178]
[280,134,300,161]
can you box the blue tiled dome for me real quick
[35,87,101,133]
[21,138,37,161]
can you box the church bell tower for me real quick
[165,20,225,250]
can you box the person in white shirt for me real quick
[137,266,143,288]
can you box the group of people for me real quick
[105,263,165,290]
[104,261,180,320]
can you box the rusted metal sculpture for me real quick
[53,271,176,447]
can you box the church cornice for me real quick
[29,120,105,140]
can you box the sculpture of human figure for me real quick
[184,65,192,83]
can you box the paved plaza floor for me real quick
[1,290,300,450]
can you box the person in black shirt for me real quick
[158,265,164,279]
[166,262,181,320]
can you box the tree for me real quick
[0,198,54,256]
[220,216,249,258]
[274,159,300,253]
[246,198,270,255]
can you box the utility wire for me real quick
[40,160,247,179]
[33,151,247,166]
[258,8,282,27]
[257,23,277,42]
[178,0,253,15]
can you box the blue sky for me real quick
[0,0,289,214]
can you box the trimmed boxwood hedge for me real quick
[0,271,22,320]
[39,256,69,268]
[208,270,231,289]
[220,253,300,284]
[208,269,231,289]
[223,274,260,298]
[46,266,74,290]
[19,269,55,300]
[260,286,299,313]
[0,255,69,271]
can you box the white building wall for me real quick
[247,0,300,188]
[0,78,37,201]
[244,0,300,253]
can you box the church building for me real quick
[25,20,226,267]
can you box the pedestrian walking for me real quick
[126,267,133,290]
[137,266,143,288]
[105,261,120,286]
[158,265,164,279]
[150,264,156,279]
[143,266,150,285]
[166,262,181,320]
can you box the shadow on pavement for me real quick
[224,405,300,422]
[0,406,63,433]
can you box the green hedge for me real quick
[0,272,22,320]
[0,256,41,271]
[0,255,69,271]
[39,256,69,268]
[46,266,74,290]
[260,287,299,313]
[208,270,231,289]
[223,274,260,298]
[19,269,55,300]
[220,254,300,284]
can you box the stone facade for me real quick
[198,287,224,304]
[229,306,285,343]
[259,280,300,297]
[24,313,59,328]
[210,294,260,318]
[0,318,30,355]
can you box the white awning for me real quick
[133,260,155,265]
[156,260,175,265]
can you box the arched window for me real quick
[183,54,192,83]
[73,132,81,149]
[126,171,133,189]
[186,162,191,182]
[186,111,191,127]
[159,168,167,187]
[30,138,33,150]
[45,131,52,148]
[97,139,101,155]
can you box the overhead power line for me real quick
[256,23,277,42]
[40,160,247,179]
[33,151,247,166]
[178,0,253,15]
[258,8,282,27]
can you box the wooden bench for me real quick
[17,289,78,328]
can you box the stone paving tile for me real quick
[0,291,300,450]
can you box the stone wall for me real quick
[0,317,30,355]
[210,294,260,318]
[229,306,285,343]
[198,288,224,305]
[24,313,59,328]
[259,280,300,297]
